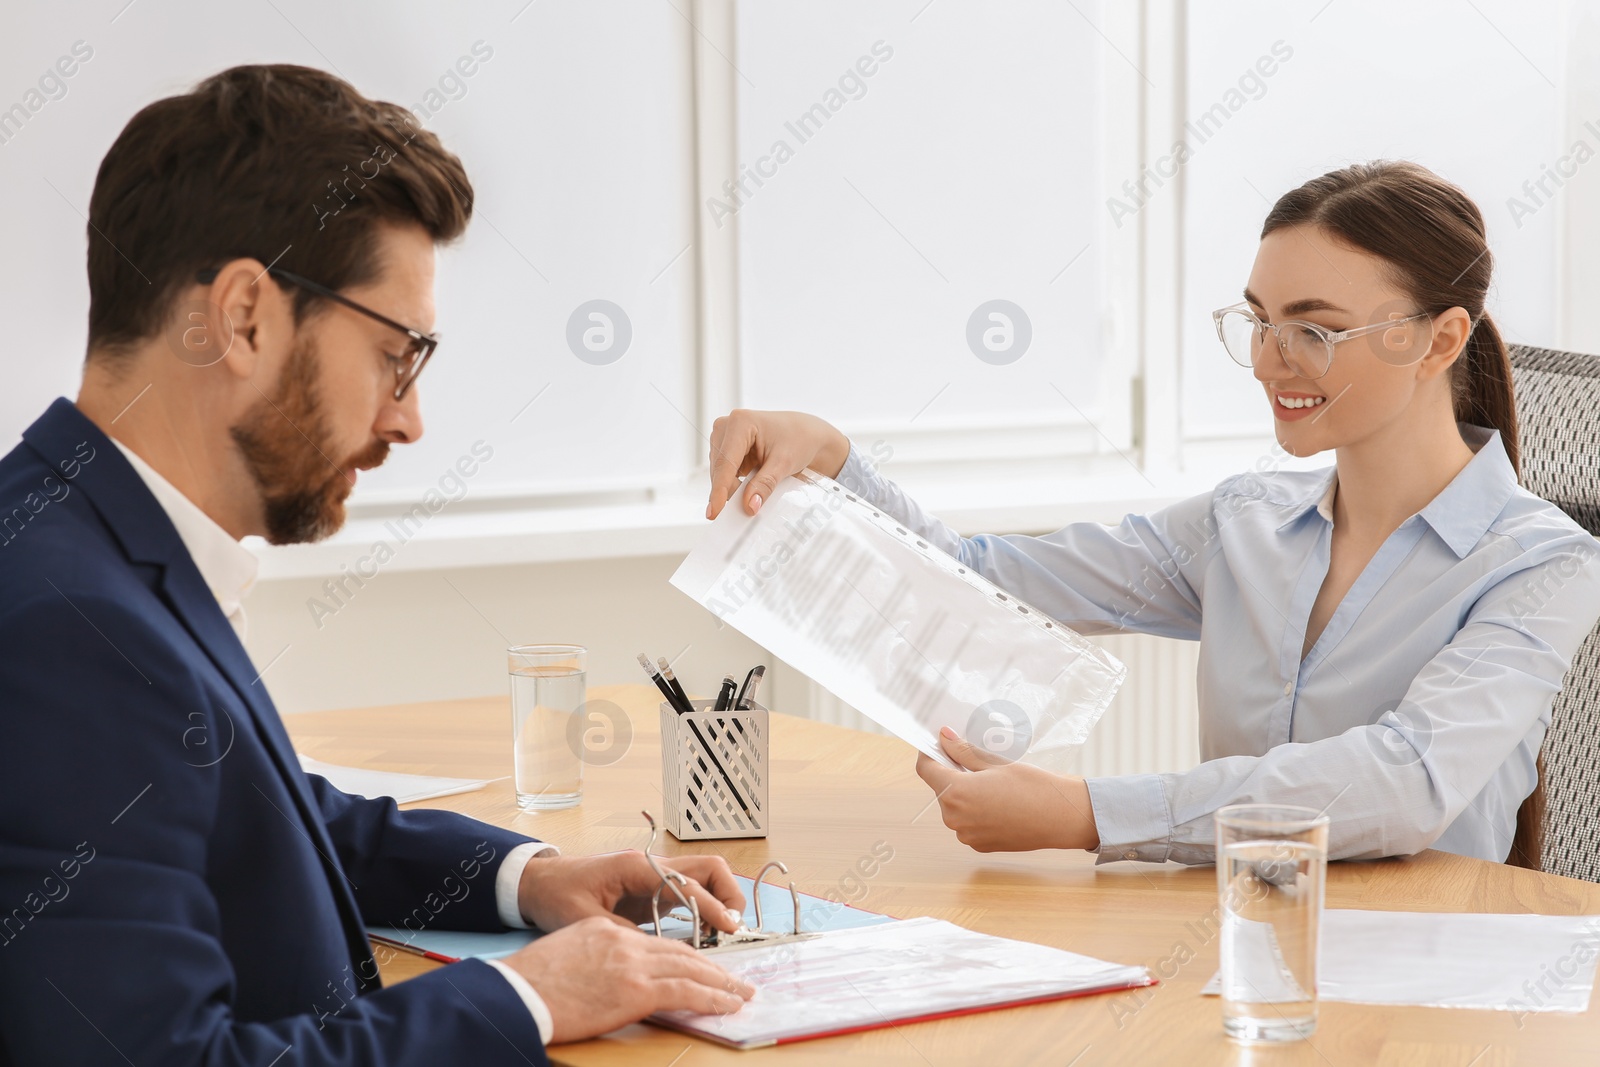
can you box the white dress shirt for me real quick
[112,439,555,1044]
[111,440,258,641]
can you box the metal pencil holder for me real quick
[660,699,768,840]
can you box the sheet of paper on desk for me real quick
[1201,909,1600,1012]
[297,754,494,805]
[651,916,1153,1049]
[671,471,1126,771]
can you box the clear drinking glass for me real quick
[1215,803,1329,1043]
[507,644,586,811]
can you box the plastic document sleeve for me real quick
[649,916,1154,1049]
[671,470,1126,771]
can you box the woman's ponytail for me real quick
[1454,312,1520,476]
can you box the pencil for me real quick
[369,933,458,965]
[638,652,690,713]
[657,657,693,712]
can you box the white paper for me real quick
[652,916,1151,1048]
[671,472,1126,771]
[296,754,494,805]
[1201,909,1600,1013]
[1219,915,1313,1004]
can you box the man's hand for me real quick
[500,917,755,1043]
[516,851,747,936]
[915,726,1100,853]
[706,409,851,520]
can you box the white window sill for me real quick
[249,434,1305,580]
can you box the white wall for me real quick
[243,554,770,715]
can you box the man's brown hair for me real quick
[85,63,473,357]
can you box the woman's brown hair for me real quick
[1260,160,1520,474]
[1262,162,1541,870]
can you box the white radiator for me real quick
[779,633,1202,779]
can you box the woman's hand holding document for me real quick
[671,469,1125,772]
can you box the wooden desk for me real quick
[287,684,1600,1065]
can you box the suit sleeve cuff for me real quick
[496,840,560,929]
[1085,774,1174,864]
[486,958,555,1045]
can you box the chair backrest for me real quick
[1509,344,1600,882]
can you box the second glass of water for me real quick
[1216,803,1329,1043]
[508,644,586,811]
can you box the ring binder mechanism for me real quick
[641,811,819,954]
[660,699,768,840]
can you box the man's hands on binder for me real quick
[502,852,756,1043]
[916,726,1101,854]
[706,409,851,519]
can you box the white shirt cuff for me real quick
[495,840,560,929]
[486,958,555,1046]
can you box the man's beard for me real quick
[229,336,389,545]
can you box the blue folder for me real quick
[367,873,894,962]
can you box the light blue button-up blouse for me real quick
[835,424,1600,864]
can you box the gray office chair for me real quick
[1509,344,1600,882]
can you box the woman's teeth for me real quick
[1276,395,1325,410]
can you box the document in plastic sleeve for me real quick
[671,471,1126,771]
[650,916,1153,1049]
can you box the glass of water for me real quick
[1216,803,1329,1043]
[507,644,586,811]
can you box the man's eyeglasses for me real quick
[1212,302,1432,381]
[195,265,438,400]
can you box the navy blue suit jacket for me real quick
[0,400,549,1066]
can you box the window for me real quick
[1181,0,1567,439]
[732,1,1123,462]
[1,0,1584,572]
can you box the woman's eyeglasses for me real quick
[1212,302,1431,381]
[195,265,438,400]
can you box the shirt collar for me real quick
[1313,470,1337,523]
[1417,424,1518,558]
[1274,466,1339,531]
[109,439,259,636]
[1276,424,1517,559]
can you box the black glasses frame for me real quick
[195,265,438,400]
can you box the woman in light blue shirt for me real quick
[703,161,1600,867]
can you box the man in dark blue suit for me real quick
[0,64,752,1066]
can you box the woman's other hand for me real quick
[915,726,1101,853]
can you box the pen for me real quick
[735,664,766,710]
[714,674,736,712]
[638,653,692,715]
